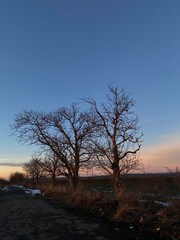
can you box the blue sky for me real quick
[0,0,180,177]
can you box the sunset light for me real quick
[0,2,179,238]
[0,0,179,179]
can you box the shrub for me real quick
[0,178,9,188]
[9,172,25,185]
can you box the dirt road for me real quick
[0,186,149,240]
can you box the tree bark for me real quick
[112,164,123,196]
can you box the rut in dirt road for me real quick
[0,186,145,240]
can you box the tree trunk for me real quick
[68,174,79,189]
[112,142,123,195]
[36,174,39,183]
[32,174,35,188]
[112,164,123,196]
[52,173,56,185]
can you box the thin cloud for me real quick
[0,162,24,167]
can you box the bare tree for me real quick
[39,152,61,183]
[23,157,44,186]
[46,104,94,187]
[11,104,93,188]
[84,83,143,194]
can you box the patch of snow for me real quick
[24,189,32,194]
[24,188,41,196]
[30,189,41,195]
[92,188,113,193]
[11,185,25,189]
[1,185,42,196]
[2,186,10,191]
[154,201,170,207]
[16,185,24,189]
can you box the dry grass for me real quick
[113,188,142,221]
[38,183,105,212]
[112,175,180,240]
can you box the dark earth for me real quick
[0,186,159,240]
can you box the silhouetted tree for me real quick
[38,152,61,183]
[11,104,93,188]
[23,157,44,186]
[9,172,25,185]
[84,83,143,194]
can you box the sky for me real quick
[0,0,180,178]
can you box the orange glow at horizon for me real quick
[0,135,179,179]
[141,135,180,172]
[0,166,24,180]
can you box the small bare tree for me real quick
[84,83,143,194]
[39,152,62,183]
[23,157,44,186]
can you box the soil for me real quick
[0,186,160,240]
